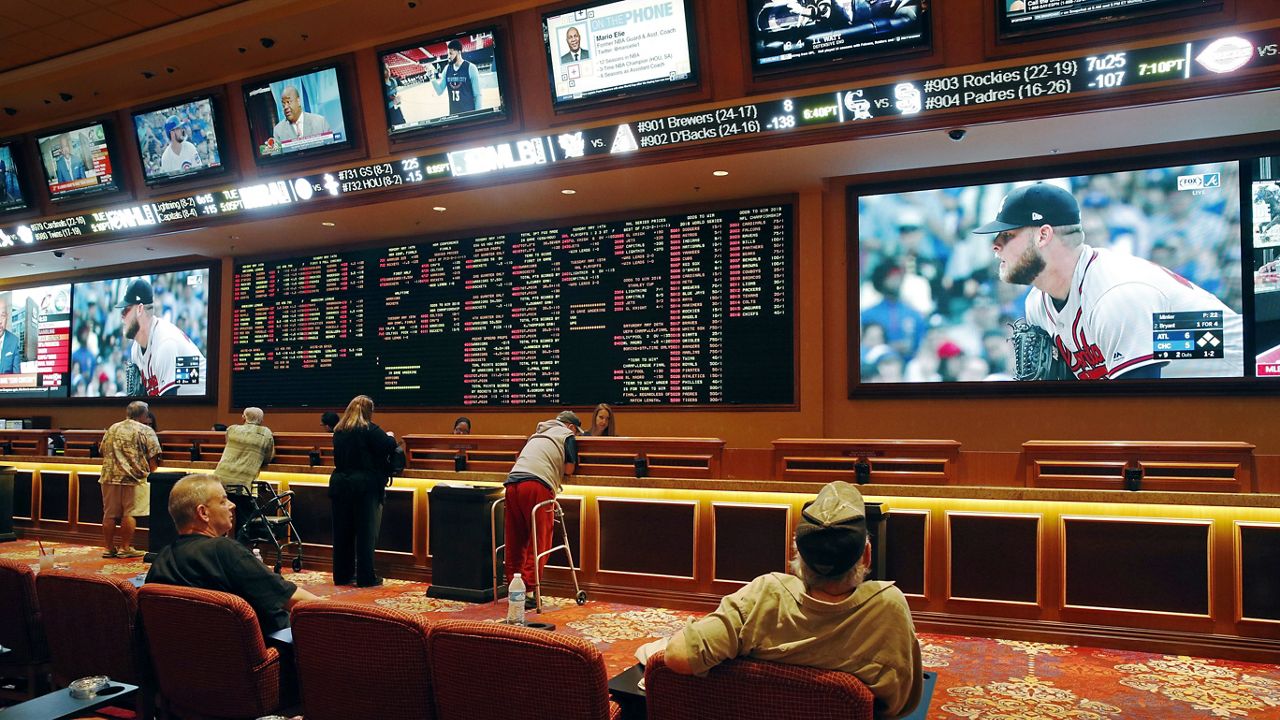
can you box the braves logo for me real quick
[143,372,161,396]
[1056,308,1108,379]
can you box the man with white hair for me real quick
[651,481,923,718]
[214,407,276,539]
[99,400,161,558]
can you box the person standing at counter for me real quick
[504,411,581,609]
[320,412,339,433]
[452,416,472,435]
[214,407,276,541]
[328,395,397,587]
[584,403,615,436]
[99,400,160,559]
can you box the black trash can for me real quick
[0,465,15,542]
[144,471,189,561]
[425,485,505,602]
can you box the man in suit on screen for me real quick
[53,135,86,183]
[271,85,331,143]
[0,293,20,374]
[561,26,590,63]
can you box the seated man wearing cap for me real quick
[503,410,581,609]
[146,474,318,634]
[656,481,923,719]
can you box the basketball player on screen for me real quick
[975,183,1242,379]
[431,39,481,115]
[116,278,207,396]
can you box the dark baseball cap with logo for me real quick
[115,278,154,308]
[972,183,1081,234]
[794,481,868,577]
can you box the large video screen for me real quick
[0,142,29,214]
[71,268,210,398]
[0,283,71,400]
[999,0,1219,38]
[855,160,1244,386]
[543,0,697,107]
[36,122,120,202]
[243,64,351,163]
[232,203,793,408]
[380,28,506,135]
[1253,155,1280,378]
[748,0,930,73]
[132,96,226,184]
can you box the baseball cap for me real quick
[556,410,582,429]
[115,278,154,308]
[794,481,868,577]
[972,183,1081,234]
[163,114,185,136]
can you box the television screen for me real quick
[0,142,29,213]
[1253,155,1280,378]
[855,160,1244,386]
[543,0,697,106]
[0,283,71,399]
[70,268,210,398]
[242,65,350,162]
[36,122,120,201]
[232,203,793,408]
[132,96,225,184]
[748,0,930,72]
[380,28,506,134]
[999,0,1219,38]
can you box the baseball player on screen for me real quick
[117,278,207,396]
[975,183,1242,380]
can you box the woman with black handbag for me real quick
[329,394,398,587]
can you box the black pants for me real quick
[331,491,383,586]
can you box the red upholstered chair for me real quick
[644,653,876,720]
[137,584,284,720]
[0,558,49,699]
[428,620,622,720]
[291,601,436,720]
[36,570,144,687]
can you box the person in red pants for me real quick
[504,411,581,609]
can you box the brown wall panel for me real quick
[712,503,789,583]
[546,497,582,570]
[1064,518,1209,615]
[377,488,415,554]
[949,514,1038,603]
[40,471,70,522]
[14,470,32,520]
[598,499,696,578]
[291,484,334,547]
[885,510,927,595]
[1240,524,1280,621]
[77,473,102,525]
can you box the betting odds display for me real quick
[232,204,793,408]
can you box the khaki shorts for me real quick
[102,483,149,520]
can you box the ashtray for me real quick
[69,675,109,699]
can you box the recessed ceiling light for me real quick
[322,221,336,227]
[432,206,447,212]
[712,170,729,177]
[560,189,576,195]
[21,262,33,267]
[145,246,155,251]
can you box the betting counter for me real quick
[3,430,1279,662]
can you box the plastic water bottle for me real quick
[507,573,526,625]
[252,548,264,564]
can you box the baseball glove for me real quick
[124,361,143,396]
[1008,318,1074,381]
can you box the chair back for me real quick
[428,620,614,720]
[0,558,47,664]
[645,653,876,720]
[291,601,435,720]
[36,570,143,687]
[137,584,281,720]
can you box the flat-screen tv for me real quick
[854,159,1244,388]
[36,121,120,202]
[70,268,210,398]
[748,0,930,73]
[0,141,29,214]
[131,96,226,185]
[543,0,698,107]
[242,64,351,163]
[1253,155,1280,378]
[0,283,71,399]
[998,0,1220,39]
[379,28,507,135]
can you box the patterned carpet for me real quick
[6,540,1280,719]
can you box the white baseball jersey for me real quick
[130,316,207,396]
[159,141,203,174]
[1025,245,1242,379]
